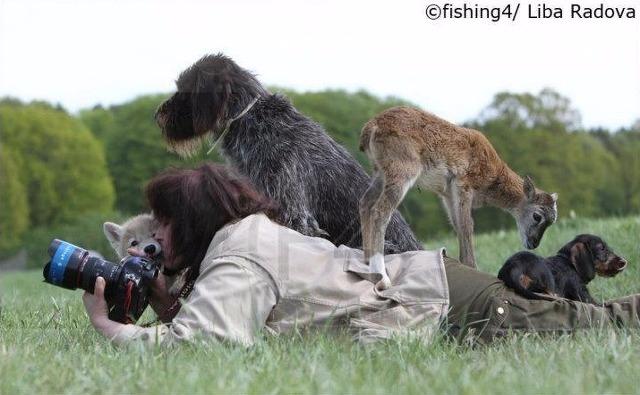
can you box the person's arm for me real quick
[83,257,278,346]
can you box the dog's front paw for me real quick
[382,240,402,255]
[291,215,330,238]
[307,216,330,238]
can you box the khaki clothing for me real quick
[112,213,450,346]
[111,213,640,347]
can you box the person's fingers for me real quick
[94,276,106,297]
[127,248,145,257]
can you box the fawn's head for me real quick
[515,176,558,249]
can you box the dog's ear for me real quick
[523,175,536,201]
[103,222,123,252]
[191,69,231,137]
[569,242,596,282]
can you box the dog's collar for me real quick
[207,97,260,155]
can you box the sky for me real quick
[0,0,639,129]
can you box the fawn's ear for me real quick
[551,193,558,202]
[523,175,536,201]
[103,222,123,251]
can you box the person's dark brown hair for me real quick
[145,163,279,279]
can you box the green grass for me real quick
[1,216,640,394]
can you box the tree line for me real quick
[1,88,638,259]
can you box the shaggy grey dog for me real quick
[155,53,421,253]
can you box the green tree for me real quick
[479,88,582,133]
[0,101,115,228]
[0,146,29,255]
[608,128,640,213]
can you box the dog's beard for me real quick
[167,133,210,158]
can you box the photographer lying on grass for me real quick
[83,163,640,346]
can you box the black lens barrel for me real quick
[43,239,122,295]
[43,239,90,290]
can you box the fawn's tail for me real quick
[359,119,378,153]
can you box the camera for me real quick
[43,239,159,324]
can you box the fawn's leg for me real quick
[367,166,420,289]
[451,184,477,269]
[440,194,459,235]
[360,172,384,259]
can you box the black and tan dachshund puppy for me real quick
[498,234,628,303]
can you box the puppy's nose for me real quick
[615,258,628,271]
[144,245,156,255]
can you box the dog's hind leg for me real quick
[361,164,420,290]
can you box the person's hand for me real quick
[82,277,109,328]
[150,272,170,302]
[149,273,178,322]
[126,247,146,257]
[82,277,129,342]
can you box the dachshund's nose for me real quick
[144,245,156,255]
[614,257,627,271]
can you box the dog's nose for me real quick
[615,258,628,271]
[154,105,166,125]
[144,245,156,255]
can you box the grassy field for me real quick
[1,215,639,394]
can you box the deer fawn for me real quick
[359,106,558,289]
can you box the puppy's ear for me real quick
[103,222,123,252]
[191,70,231,137]
[523,175,536,201]
[570,242,596,282]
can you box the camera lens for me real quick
[43,239,121,294]
[43,238,158,323]
[43,239,90,289]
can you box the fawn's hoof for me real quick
[369,253,391,290]
[375,273,392,291]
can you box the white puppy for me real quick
[103,213,186,297]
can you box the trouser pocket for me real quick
[489,289,615,338]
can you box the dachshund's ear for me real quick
[191,70,231,137]
[570,242,596,282]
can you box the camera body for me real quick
[43,239,159,323]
